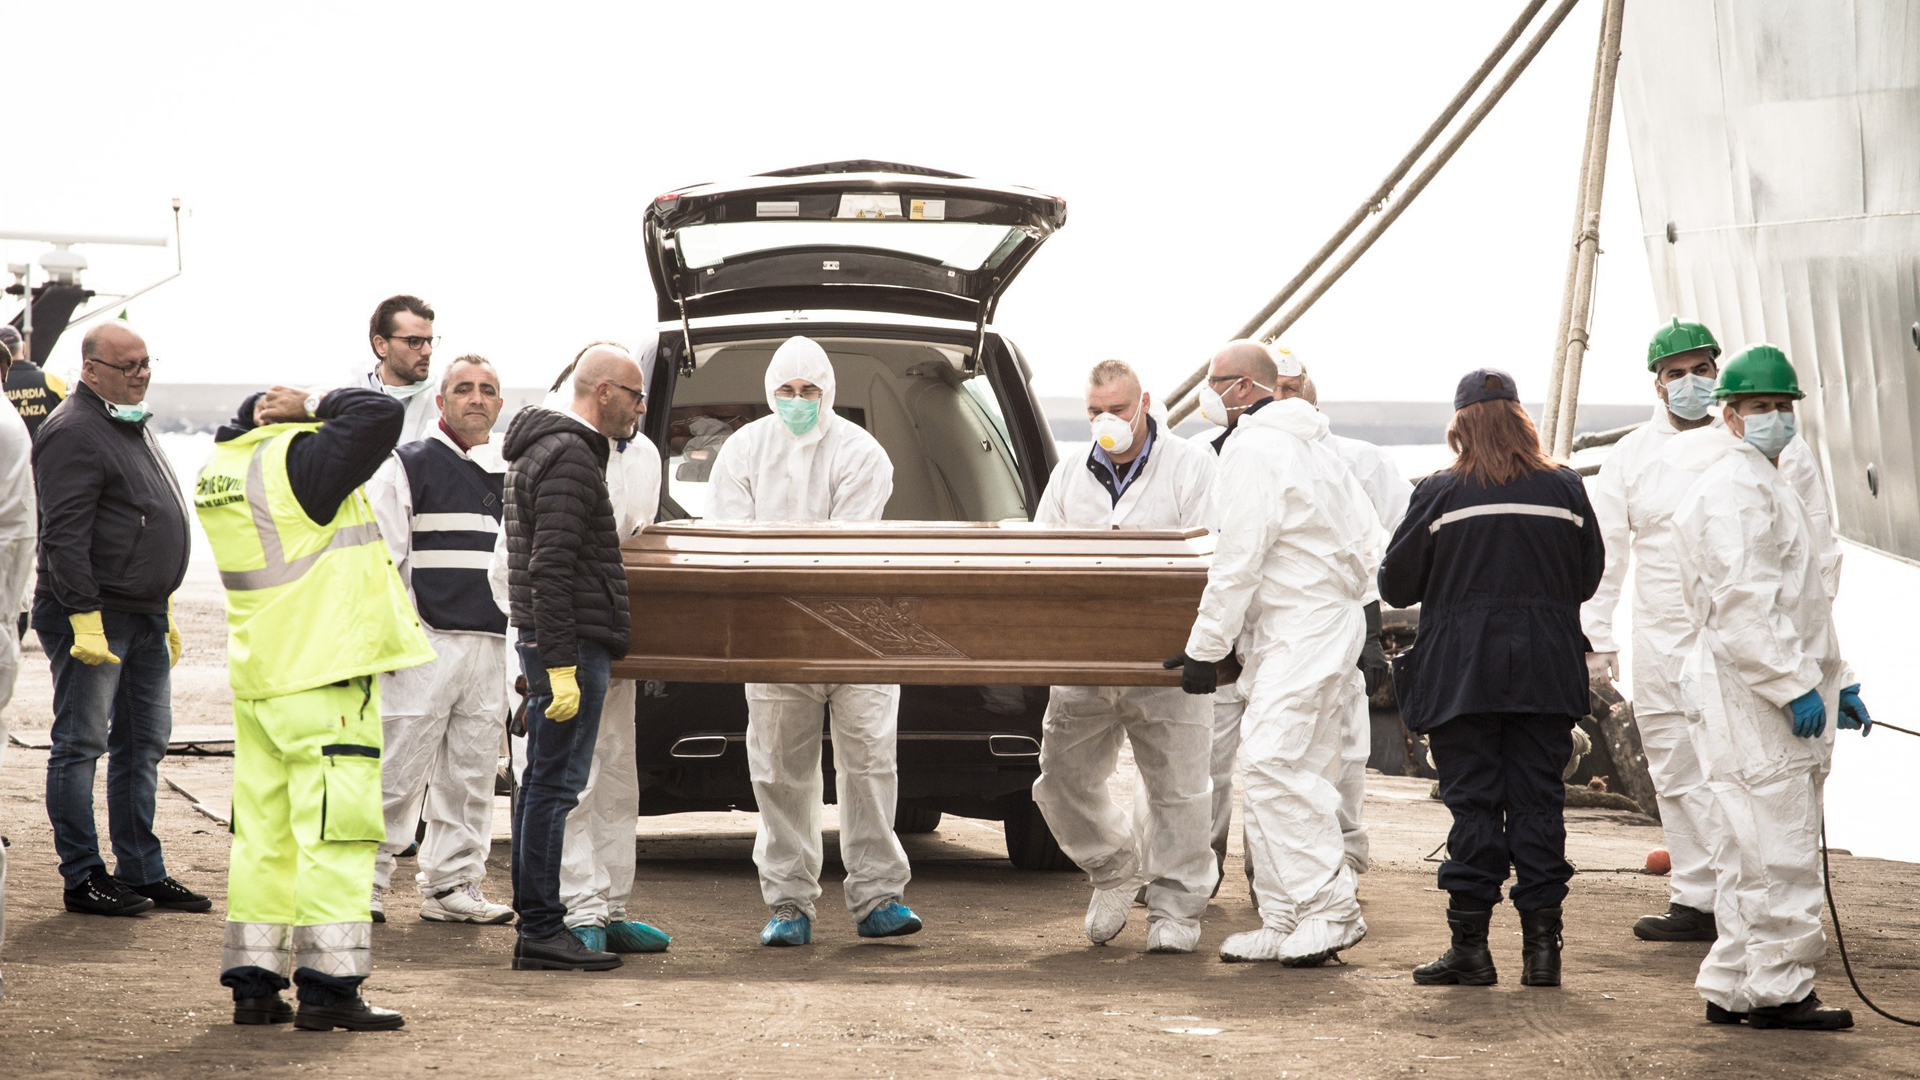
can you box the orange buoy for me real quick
[1646,848,1671,875]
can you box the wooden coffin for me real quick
[614,520,1212,686]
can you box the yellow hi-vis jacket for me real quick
[195,422,434,700]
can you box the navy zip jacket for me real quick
[1379,464,1604,732]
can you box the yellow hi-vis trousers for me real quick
[221,677,386,980]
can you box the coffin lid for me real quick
[626,520,1212,571]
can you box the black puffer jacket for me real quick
[502,407,631,668]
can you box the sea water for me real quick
[157,432,1920,863]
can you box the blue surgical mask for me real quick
[1663,373,1716,421]
[775,397,820,436]
[104,400,150,424]
[1740,409,1796,459]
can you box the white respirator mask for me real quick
[1197,378,1273,427]
[1090,396,1144,455]
[1739,409,1796,459]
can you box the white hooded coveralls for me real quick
[0,393,34,717]
[1667,425,1852,1013]
[1204,418,1402,875]
[1032,416,1221,926]
[1583,407,1841,915]
[367,426,509,898]
[706,336,910,922]
[1184,399,1382,953]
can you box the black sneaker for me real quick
[64,870,155,916]
[512,928,622,971]
[125,876,213,913]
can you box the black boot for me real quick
[1747,992,1854,1031]
[233,995,295,1025]
[1413,908,1498,986]
[1518,906,1563,987]
[1633,902,1716,942]
[293,994,405,1032]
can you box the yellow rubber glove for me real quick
[546,666,580,722]
[166,599,183,668]
[68,611,122,666]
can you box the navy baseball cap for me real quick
[1454,367,1520,410]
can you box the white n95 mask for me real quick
[1197,378,1273,427]
[1090,396,1143,454]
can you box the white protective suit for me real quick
[1666,424,1853,1013]
[559,427,661,929]
[705,336,910,922]
[1032,418,1221,928]
[0,393,33,986]
[1183,398,1382,961]
[0,393,34,717]
[1204,421,1405,875]
[362,364,441,446]
[1583,407,1841,915]
[368,427,509,901]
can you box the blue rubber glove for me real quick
[1787,689,1826,739]
[1837,683,1872,735]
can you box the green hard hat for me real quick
[1647,317,1721,371]
[1714,344,1804,400]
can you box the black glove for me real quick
[1163,651,1218,695]
[1358,600,1390,697]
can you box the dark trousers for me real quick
[509,633,609,939]
[36,604,174,890]
[1427,712,1575,911]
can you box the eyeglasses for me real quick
[382,335,440,351]
[610,381,646,403]
[1205,373,1243,384]
[91,355,156,375]
[772,385,825,401]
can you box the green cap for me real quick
[1647,317,1721,371]
[1714,344,1804,400]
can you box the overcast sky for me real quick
[4,1,1667,408]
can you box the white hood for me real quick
[763,336,837,446]
[1663,424,1753,475]
[1241,396,1329,442]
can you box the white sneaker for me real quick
[370,888,386,924]
[1086,882,1139,945]
[1145,917,1201,954]
[1220,926,1288,963]
[421,883,514,925]
[1278,916,1367,967]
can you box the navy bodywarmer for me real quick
[395,438,508,635]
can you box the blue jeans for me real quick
[510,633,609,939]
[37,606,174,890]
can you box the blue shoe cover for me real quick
[570,925,607,952]
[857,901,923,939]
[606,920,671,953]
[759,911,811,947]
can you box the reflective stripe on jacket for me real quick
[196,422,435,700]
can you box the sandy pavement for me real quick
[2,575,1918,1079]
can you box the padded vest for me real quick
[395,438,507,635]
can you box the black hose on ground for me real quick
[1822,816,1920,1026]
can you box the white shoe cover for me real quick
[1278,916,1367,967]
[1086,883,1137,944]
[1145,917,1201,954]
[1220,927,1289,963]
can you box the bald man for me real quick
[33,323,208,917]
[499,344,647,971]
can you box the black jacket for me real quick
[1379,465,1604,732]
[214,388,404,525]
[32,382,190,617]
[502,407,630,669]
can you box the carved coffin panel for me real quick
[616,521,1212,686]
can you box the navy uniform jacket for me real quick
[1379,464,1604,732]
